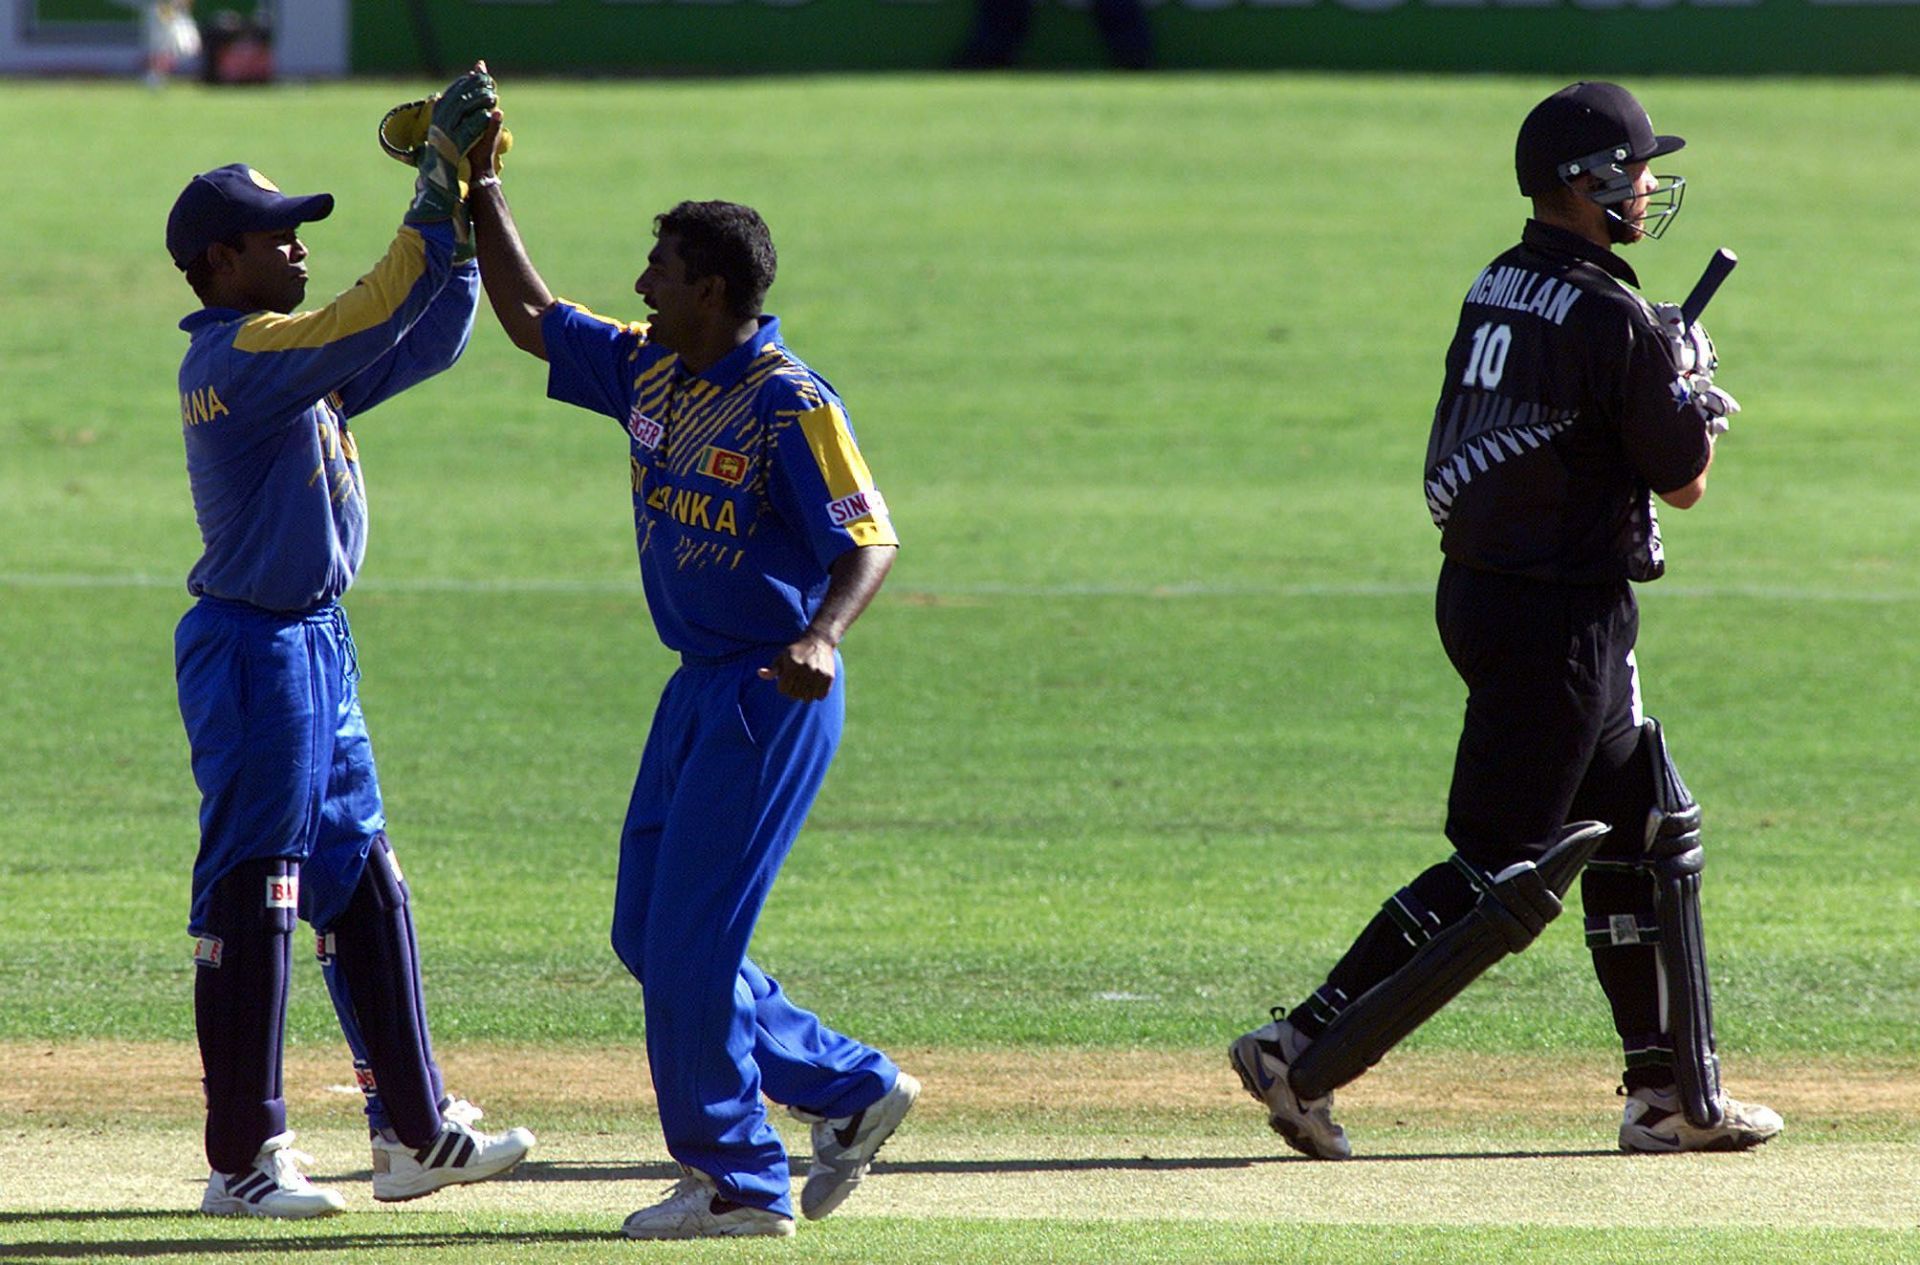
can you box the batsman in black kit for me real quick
[1231,82,1781,1159]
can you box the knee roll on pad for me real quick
[1643,715,1702,853]
[1641,718,1723,1128]
[195,858,299,1173]
[355,830,411,911]
[1289,821,1611,1101]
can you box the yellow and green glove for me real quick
[394,67,498,259]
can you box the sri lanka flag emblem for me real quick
[699,446,750,486]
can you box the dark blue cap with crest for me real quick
[166,164,334,270]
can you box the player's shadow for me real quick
[459,1150,1617,1185]
[334,1158,688,1183]
[860,1148,1618,1174]
[0,1211,191,1224]
[498,1156,1295,1183]
[0,1230,615,1260]
[1344,1147,1621,1163]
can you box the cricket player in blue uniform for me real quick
[167,66,534,1218]
[465,112,918,1240]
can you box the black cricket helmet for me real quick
[1515,82,1686,239]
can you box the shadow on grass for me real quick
[317,1159,686,1185]
[0,1230,615,1260]
[1348,1148,1623,1163]
[862,1148,1619,1174]
[324,1149,1628,1186]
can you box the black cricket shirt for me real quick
[1423,220,1713,585]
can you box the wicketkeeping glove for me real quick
[380,92,513,180]
[402,68,498,237]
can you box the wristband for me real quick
[472,174,502,191]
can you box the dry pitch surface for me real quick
[3,1043,1916,1229]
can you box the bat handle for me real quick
[1680,248,1738,329]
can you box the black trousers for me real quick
[1436,559,1652,870]
[1295,560,1674,1085]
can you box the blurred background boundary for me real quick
[8,0,1920,80]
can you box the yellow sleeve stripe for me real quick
[796,404,898,547]
[797,404,874,499]
[843,508,899,548]
[233,228,430,353]
[555,297,649,340]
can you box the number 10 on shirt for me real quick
[1463,322,1513,389]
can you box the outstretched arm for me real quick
[468,111,555,360]
[226,65,497,416]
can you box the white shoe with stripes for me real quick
[200,1131,346,1219]
[371,1116,536,1202]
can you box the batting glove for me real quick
[1683,372,1738,437]
[1652,302,1718,376]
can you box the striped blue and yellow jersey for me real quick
[176,220,478,613]
[542,306,897,660]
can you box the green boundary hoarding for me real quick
[351,0,1920,75]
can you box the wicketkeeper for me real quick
[167,63,535,1217]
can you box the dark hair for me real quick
[653,201,776,320]
[1531,183,1588,218]
[184,234,245,301]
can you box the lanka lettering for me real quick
[643,476,741,537]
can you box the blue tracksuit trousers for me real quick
[610,654,898,1215]
[177,597,443,1148]
[177,598,383,934]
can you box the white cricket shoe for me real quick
[1618,1084,1783,1153]
[621,1166,796,1240]
[371,1116,536,1201]
[791,1071,921,1220]
[437,1094,483,1127]
[200,1131,346,1219]
[1230,1014,1352,1161]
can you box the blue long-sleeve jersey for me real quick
[176,220,477,613]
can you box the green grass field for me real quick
[2,73,1917,1262]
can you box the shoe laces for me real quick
[264,1145,321,1188]
[439,1094,484,1127]
[663,1165,713,1204]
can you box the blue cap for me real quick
[166,164,334,270]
